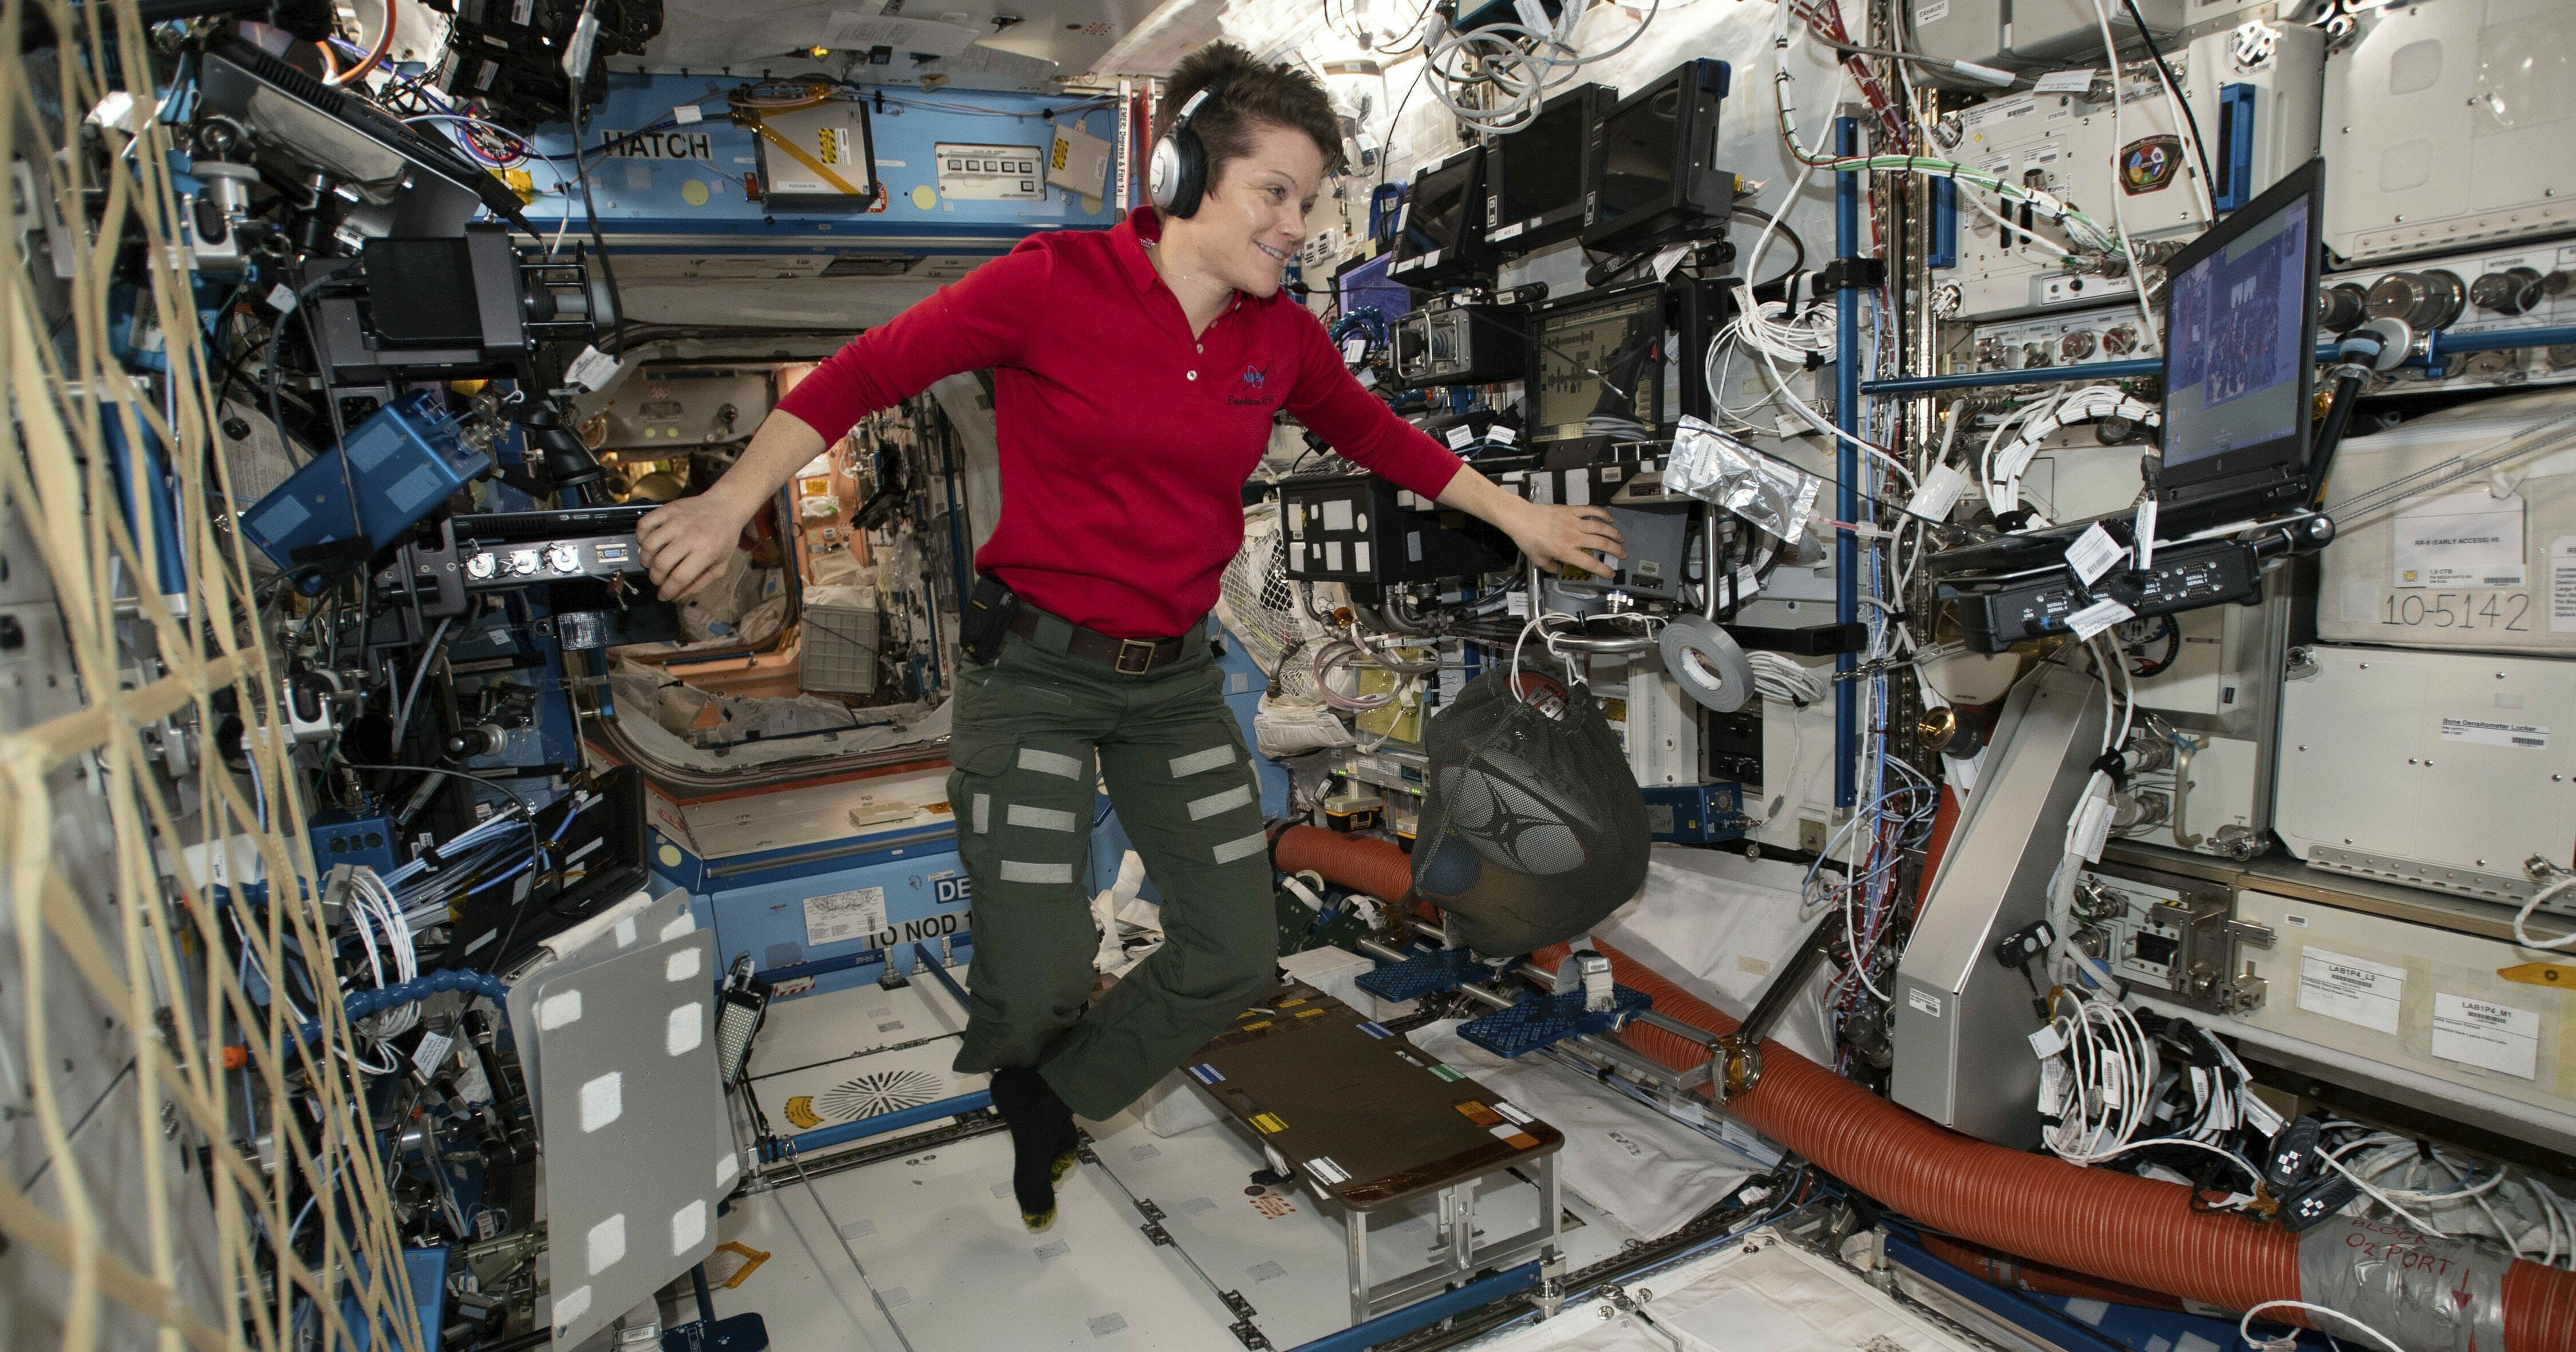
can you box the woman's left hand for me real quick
[1504,500,1625,579]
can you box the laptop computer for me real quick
[1929,157,2325,580]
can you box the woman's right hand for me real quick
[637,492,753,601]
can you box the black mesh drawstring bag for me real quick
[1411,669,1652,956]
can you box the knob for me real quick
[2101,324,2140,355]
[505,549,541,576]
[2021,342,2053,368]
[2470,266,2544,316]
[2546,269,2574,299]
[464,552,498,580]
[2060,330,2098,361]
[2365,270,2466,330]
[2318,282,2369,333]
[546,542,583,574]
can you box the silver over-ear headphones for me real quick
[1147,72,1238,219]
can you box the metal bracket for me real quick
[1220,1290,1268,1349]
[2226,919,2277,950]
[1532,1248,1568,1321]
[1716,916,1839,1101]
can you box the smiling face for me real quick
[1164,120,1326,299]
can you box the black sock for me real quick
[990,1067,1074,1220]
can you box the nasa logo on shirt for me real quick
[1229,363,1271,406]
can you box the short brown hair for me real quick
[1156,43,1346,184]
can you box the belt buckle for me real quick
[1115,639,1156,675]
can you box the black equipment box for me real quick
[1279,466,1524,588]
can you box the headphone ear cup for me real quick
[1148,136,1183,213]
[1160,129,1206,218]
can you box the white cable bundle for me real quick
[1419,0,1662,133]
[1748,651,1827,706]
[343,867,420,1038]
[1984,385,2162,519]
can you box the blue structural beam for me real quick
[762,1090,993,1160]
[1286,1262,1542,1352]
[1880,1232,2134,1352]
[1833,116,1861,811]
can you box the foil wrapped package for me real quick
[1665,416,1824,544]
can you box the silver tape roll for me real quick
[1658,614,1753,714]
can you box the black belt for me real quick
[1009,605,1191,675]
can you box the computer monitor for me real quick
[1390,147,1494,286]
[2155,157,2324,528]
[1530,284,1666,442]
[1485,83,1612,255]
[1582,59,1734,254]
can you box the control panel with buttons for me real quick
[934,142,1046,201]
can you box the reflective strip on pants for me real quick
[1020,747,1087,779]
[1186,784,1253,821]
[1168,745,1235,778]
[1211,831,1266,865]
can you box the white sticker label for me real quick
[1343,336,1367,365]
[1917,0,1949,21]
[2133,499,2158,570]
[803,886,887,948]
[2239,1087,2283,1137]
[411,1030,455,1082]
[266,282,298,313]
[673,103,703,125]
[2296,947,2404,1035]
[2038,1058,2067,1114]
[1488,424,1517,446]
[1907,987,1943,1018]
[2439,717,2549,749]
[1651,242,1692,279]
[2431,993,2539,1080]
[2395,491,2527,588]
[1447,425,1475,449]
[2067,596,2135,642]
[1493,1099,1531,1125]
[2028,1023,2068,1059]
[1305,1156,1350,1186]
[2065,523,2125,585]
[1356,367,1377,389]
[2551,535,2576,632]
[565,345,623,393]
[1904,464,1970,521]
[2033,68,2099,93]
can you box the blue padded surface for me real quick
[1457,984,1652,1059]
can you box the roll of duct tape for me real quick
[1658,614,1753,713]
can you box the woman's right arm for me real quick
[636,409,828,599]
[636,245,1053,599]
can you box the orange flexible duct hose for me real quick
[1275,825,2576,1352]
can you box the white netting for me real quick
[1,5,424,1349]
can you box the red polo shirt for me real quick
[773,209,1467,638]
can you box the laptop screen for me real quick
[2161,192,2312,473]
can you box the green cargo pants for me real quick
[944,611,1276,1121]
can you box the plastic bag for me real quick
[1412,671,1652,956]
[1664,416,1823,544]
